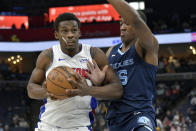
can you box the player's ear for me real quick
[54,31,59,39]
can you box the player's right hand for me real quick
[42,81,71,100]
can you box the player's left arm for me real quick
[108,0,159,65]
[68,47,123,100]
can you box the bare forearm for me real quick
[107,0,141,25]
[84,83,123,100]
[27,83,47,100]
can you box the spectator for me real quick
[187,96,196,122]
[156,118,164,131]
[182,21,191,32]
[11,24,16,29]
[0,60,9,79]
[158,56,166,73]
[173,57,181,69]
[167,56,176,73]
[10,114,19,128]
[11,34,20,42]
[20,23,26,30]
[3,124,9,131]
[0,120,3,131]
[19,117,29,128]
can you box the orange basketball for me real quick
[46,66,76,99]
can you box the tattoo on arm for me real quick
[44,49,53,60]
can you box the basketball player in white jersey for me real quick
[27,13,123,131]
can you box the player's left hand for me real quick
[87,60,108,86]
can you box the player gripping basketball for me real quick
[27,13,123,131]
[68,0,159,131]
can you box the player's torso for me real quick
[107,43,157,121]
[40,44,96,129]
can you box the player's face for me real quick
[56,20,81,51]
[120,18,136,45]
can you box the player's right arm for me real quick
[107,0,159,66]
[27,49,53,100]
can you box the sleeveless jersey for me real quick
[107,43,157,124]
[39,44,97,129]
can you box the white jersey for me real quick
[39,44,96,130]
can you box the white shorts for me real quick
[35,122,91,131]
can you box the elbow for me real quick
[27,84,34,99]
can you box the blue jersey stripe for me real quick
[88,97,97,126]
[90,97,97,109]
[39,98,47,120]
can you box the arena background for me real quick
[0,0,196,131]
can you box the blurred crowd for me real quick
[0,59,29,81]
[158,55,196,74]
[149,13,196,34]
[0,82,29,131]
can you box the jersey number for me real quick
[118,70,127,85]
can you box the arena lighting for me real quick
[7,55,23,64]
[17,55,21,58]
[0,32,195,52]
[129,1,145,10]
[11,56,14,60]
[8,58,11,62]
[193,50,196,55]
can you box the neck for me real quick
[60,44,81,57]
[121,38,137,53]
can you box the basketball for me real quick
[46,66,76,99]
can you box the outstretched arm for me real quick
[107,0,159,64]
[108,0,155,48]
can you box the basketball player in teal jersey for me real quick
[27,13,123,131]
[68,0,159,131]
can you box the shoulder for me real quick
[36,48,53,71]
[106,43,121,57]
[106,46,114,57]
[41,48,53,59]
[90,47,109,67]
[90,47,105,59]
[136,36,159,55]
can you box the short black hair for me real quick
[138,10,147,23]
[54,12,81,31]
